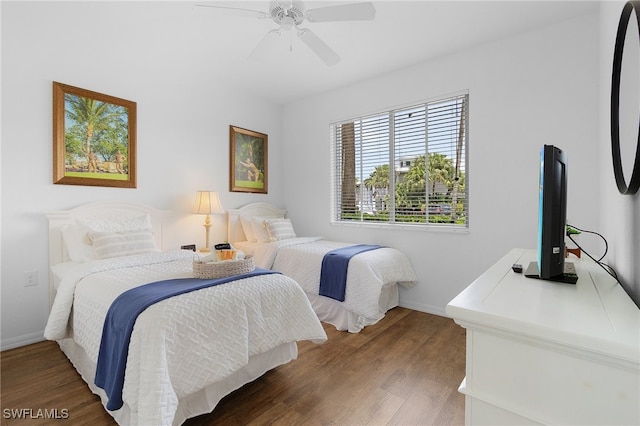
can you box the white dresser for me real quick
[446,248,640,425]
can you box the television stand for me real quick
[447,248,639,425]
[524,260,578,284]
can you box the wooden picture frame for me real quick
[53,82,137,188]
[229,125,268,194]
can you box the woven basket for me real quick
[193,256,255,279]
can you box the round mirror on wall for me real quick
[611,1,640,195]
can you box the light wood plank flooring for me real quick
[1,308,465,425]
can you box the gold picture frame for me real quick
[53,82,137,188]
[230,125,268,194]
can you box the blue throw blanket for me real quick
[94,268,278,411]
[319,245,384,302]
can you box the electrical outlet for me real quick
[24,270,37,287]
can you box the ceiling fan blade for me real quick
[248,29,283,62]
[195,4,269,19]
[297,28,340,66]
[305,2,376,23]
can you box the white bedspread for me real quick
[251,238,418,321]
[44,250,327,425]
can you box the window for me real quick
[331,93,468,228]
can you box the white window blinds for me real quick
[331,93,468,227]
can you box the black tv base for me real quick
[524,261,578,284]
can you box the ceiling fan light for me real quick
[281,16,294,31]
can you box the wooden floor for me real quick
[1,308,466,425]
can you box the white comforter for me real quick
[44,250,327,425]
[251,238,418,321]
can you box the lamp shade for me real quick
[192,191,225,215]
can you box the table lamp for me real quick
[192,191,224,252]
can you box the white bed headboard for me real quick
[46,201,169,305]
[227,202,287,243]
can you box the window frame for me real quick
[330,91,469,232]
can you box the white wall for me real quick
[282,12,601,315]
[1,2,285,349]
[598,1,640,306]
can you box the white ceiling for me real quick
[33,1,600,105]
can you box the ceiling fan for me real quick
[197,1,376,66]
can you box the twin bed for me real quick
[228,202,418,333]
[45,201,417,425]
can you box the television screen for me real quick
[538,145,567,278]
[526,145,577,284]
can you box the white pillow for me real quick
[264,218,297,241]
[77,213,152,235]
[61,224,96,262]
[89,230,157,260]
[251,216,273,243]
[240,214,284,242]
[61,214,155,262]
[240,214,257,242]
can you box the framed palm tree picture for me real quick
[229,125,268,194]
[53,82,137,188]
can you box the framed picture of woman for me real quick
[230,125,268,194]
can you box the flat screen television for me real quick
[525,145,577,284]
